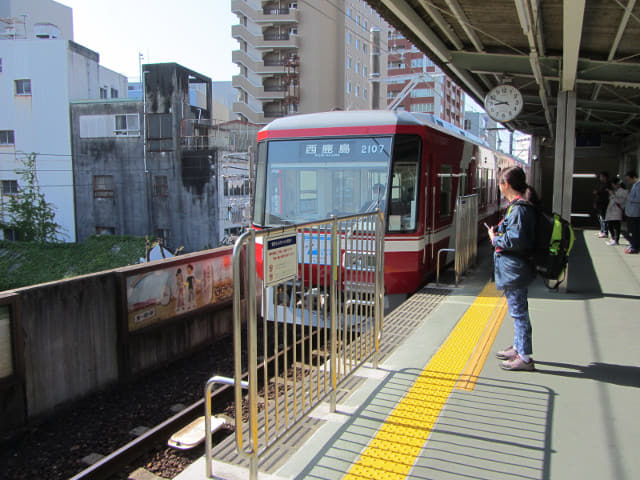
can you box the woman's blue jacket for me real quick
[492,199,537,290]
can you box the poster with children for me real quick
[125,253,233,331]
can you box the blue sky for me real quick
[56,0,239,81]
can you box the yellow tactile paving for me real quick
[457,293,508,391]
[343,282,505,480]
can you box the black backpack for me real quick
[533,209,575,288]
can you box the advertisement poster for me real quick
[126,254,233,331]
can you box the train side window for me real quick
[440,164,452,217]
[388,135,420,232]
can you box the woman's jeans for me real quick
[504,287,532,356]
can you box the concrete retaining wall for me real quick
[0,246,235,432]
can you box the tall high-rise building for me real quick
[386,29,463,127]
[231,0,388,124]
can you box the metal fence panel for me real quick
[454,194,478,282]
[212,212,384,479]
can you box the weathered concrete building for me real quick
[0,0,127,241]
[71,63,221,252]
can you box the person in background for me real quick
[593,171,612,238]
[604,178,628,246]
[487,166,539,372]
[623,170,640,254]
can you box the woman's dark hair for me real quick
[625,170,638,179]
[500,166,540,205]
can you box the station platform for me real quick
[176,228,640,480]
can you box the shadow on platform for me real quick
[299,368,555,480]
[534,361,640,388]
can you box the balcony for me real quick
[232,74,288,100]
[233,101,266,124]
[232,0,299,23]
[232,50,287,74]
[232,24,299,49]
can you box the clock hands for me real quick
[492,101,509,106]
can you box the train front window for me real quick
[255,136,393,227]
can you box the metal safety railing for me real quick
[437,194,478,285]
[204,211,384,479]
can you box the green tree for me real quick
[1,152,63,242]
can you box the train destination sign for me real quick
[264,234,298,287]
[300,137,392,159]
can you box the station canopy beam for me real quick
[368,0,640,139]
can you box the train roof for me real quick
[259,110,489,148]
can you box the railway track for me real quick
[67,326,321,480]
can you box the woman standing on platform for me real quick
[604,179,627,246]
[487,166,539,371]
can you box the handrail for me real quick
[204,376,248,478]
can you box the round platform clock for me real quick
[483,84,523,122]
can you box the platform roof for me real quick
[368,0,640,140]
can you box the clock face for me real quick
[484,85,523,122]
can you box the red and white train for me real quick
[252,110,528,303]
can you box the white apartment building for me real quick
[0,0,126,241]
[231,0,388,124]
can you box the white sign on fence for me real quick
[263,234,298,287]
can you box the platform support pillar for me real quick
[553,90,576,221]
[553,90,576,292]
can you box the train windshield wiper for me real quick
[265,213,295,227]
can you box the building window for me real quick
[15,79,31,95]
[110,87,119,98]
[355,62,360,73]
[3,228,19,241]
[93,175,114,198]
[362,66,367,78]
[363,88,368,100]
[147,114,173,151]
[346,81,351,94]
[411,88,434,98]
[363,42,367,53]
[153,175,169,197]
[114,114,140,136]
[346,31,351,44]
[1,180,18,196]
[411,58,424,68]
[347,7,352,18]
[355,85,360,97]
[0,58,3,72]
[99,87,108,99]
[0,130,15,145]
[347,57,351,69]
[355,38,360,49]
[409,103,434,113]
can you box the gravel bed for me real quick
[0,337,236,480]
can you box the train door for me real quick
[423,154,437,273]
